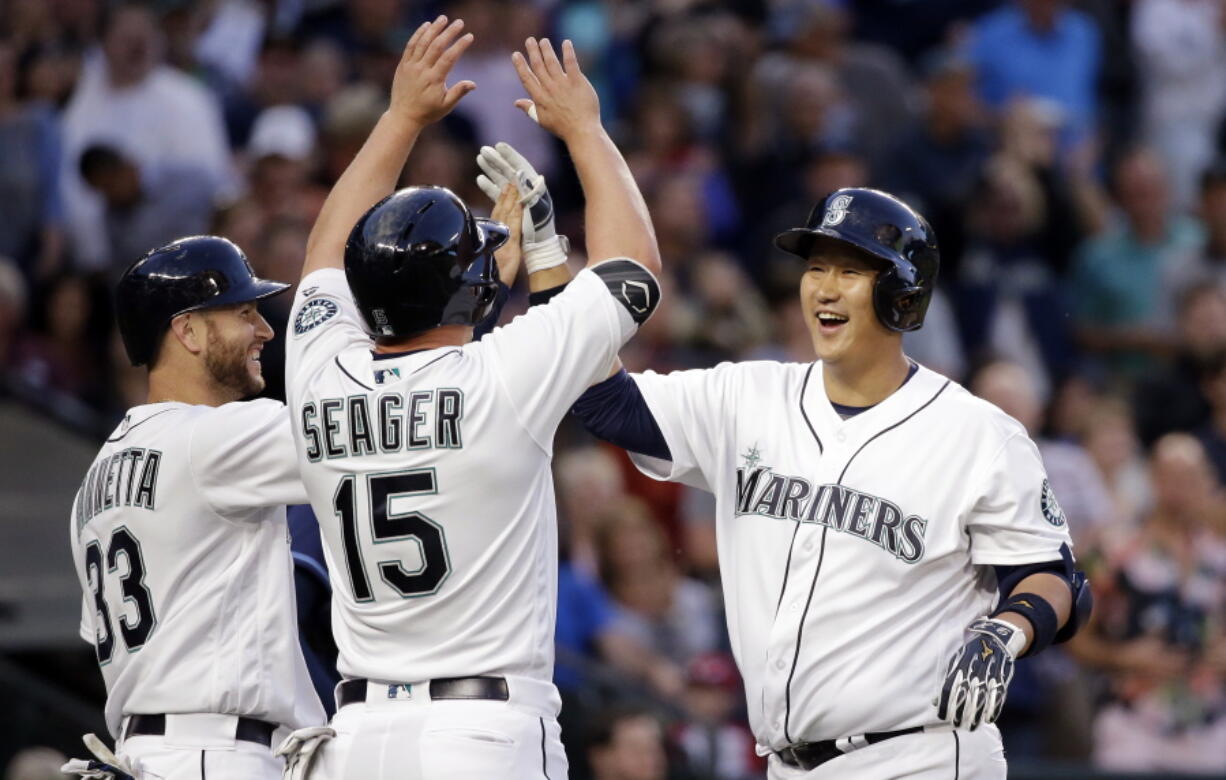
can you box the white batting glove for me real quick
[476,142,569,274]
[935,617,1024,730]
[61,733,137,779]
[276,725,336,780]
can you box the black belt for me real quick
[775,726,924,770]
[124,714,277,747]
[337,676,509,709]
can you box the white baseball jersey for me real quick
[285,264,654,684]
[68,400,326,738]
[627,360,1072,751]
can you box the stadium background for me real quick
[1,0,1225,777]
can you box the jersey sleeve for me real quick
[625,363,739,492]
[964,432,1073,565]
[285,268,370,390]
[189,399,308,518]
[480,259,660,450]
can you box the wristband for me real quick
[524,235,569,274]
[528,283,568,307]
[968,616,1027,658]
[991,592,1058,657]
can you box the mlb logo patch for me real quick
[386,684,413,700]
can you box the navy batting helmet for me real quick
[774,187,939,332]
[116,235,290,366]
[344,186,508,338]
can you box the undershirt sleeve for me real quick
[572,369,671,460]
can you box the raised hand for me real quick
[476,142,567,273]
[489,184,524,286]
[390,16,476,127]
[510,38,599,141]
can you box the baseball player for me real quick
[65,236,325,779]
[571,188,1093,778]
[281,19,661,779]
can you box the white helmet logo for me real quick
[822,194,854,227]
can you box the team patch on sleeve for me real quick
[294,298,339,335]
[592,259,660,325]
[1040,479,1066,527]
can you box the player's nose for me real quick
[254,313,274,341]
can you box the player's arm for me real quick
[511,38,661,277]
[300,15,475,279]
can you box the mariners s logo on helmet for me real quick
[822,194,854,227]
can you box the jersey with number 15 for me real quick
[286,264,657,684]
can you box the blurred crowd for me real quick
[2,0,1226,777]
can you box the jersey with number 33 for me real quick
[68,401,326,738]
[286,263,657,684]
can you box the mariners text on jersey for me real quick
[735,465,927,563]
[74,447,163,536]
[299,389,464,460]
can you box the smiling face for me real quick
[196,302,274,399]
[799,242,900,366]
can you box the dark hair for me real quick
[586,704,659,751]
[79,144,128,181]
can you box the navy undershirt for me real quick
[830,362,919,419]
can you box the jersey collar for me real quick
[806,360,949,443]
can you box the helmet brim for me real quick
[180,277,291,315]
[773,227,897,269]
[475,219,510,255]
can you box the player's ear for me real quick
[169,312,206,357]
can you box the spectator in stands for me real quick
[1131,0,1226,209]
[587,705,670,780]
[447,0,555,175]
[60,1,232,269]
[1071,147,1208,376]
[1082,397,1152,539]
[965,0,1101,149]
[242,104,325,225]
[1073,434,1226,774]
[594,497,722,669]
[672,652,763,780]
[1134,283,1226,444]
[882,48,989,270]
[0,40,64,282]
[956,155,1071,392]
[1201,158,1226,278]
[78,143,216,274]
[9,270,107,408]
[972,360,1113,550]
[1195,350,1226,485]
[756,0,913,171]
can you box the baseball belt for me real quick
[775,725,924,770]
[123,714,277,747]
[337,676,509,709]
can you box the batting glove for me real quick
[276,725,336,780]
[476,142,569,274]
[935,617,1024,730]
[61,733,137,779]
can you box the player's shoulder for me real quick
[189,398,288,436]
[935,377,1030,443]
[636,358,808,395]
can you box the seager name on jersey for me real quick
[735,465,928,563]
[74,447,163,536]
[300,389,464,460]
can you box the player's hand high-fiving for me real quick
[390,16,475,127]
[511,38,600,141]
